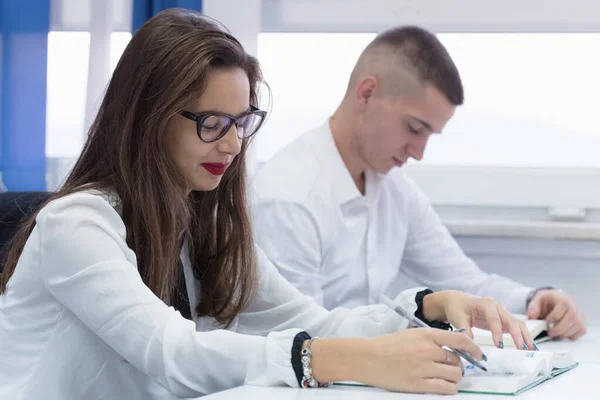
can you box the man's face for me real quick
[356,83,456,174]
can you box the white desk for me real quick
[203,328,600,399]
[536,327,600,364]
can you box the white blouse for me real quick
[0,191,422,399]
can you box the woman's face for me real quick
[165,67,250,192]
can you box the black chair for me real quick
[0,192,51,272]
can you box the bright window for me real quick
[46,32,90,158]
[45,31,132,158]
[257,33,600,169]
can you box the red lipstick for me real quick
[201,163,230,175]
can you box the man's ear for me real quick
[355,76,378,105]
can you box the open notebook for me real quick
[459,347,578,395]
[335,348,577,396]
[472,315,550,348]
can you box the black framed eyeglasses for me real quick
[180,105,267,143]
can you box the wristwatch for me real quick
[525,286,561,309]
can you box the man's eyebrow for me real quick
[408,116,432,132]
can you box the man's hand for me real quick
[527,289,586,340]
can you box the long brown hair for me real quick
[0,8,261,326]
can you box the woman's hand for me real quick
[423,290,536,350]
[311,328,483,395]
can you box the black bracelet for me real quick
[291,331,311,387]
[415,289,452,331]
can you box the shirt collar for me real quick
[314,120,383,207]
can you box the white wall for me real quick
[388,236,600,324]
[262,0,600,32]
[203,0,261,56]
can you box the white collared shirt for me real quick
[252,122,532,313]
[0,191,421,399]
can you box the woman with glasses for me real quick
[0,8,533,400]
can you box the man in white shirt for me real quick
[253,26,586,340]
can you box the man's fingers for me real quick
[561,322,583,340]
[548,311,575,337]
[546,301,569,326]
[569,326,587,340]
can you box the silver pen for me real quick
[380,294,488,372]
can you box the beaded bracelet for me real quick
[300,337,329,388]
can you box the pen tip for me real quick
[482,366,488,372]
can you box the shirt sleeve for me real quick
[237,246,424,340]
[253,199,326,305]
[401,178,532,314]
[36,194,300,397]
